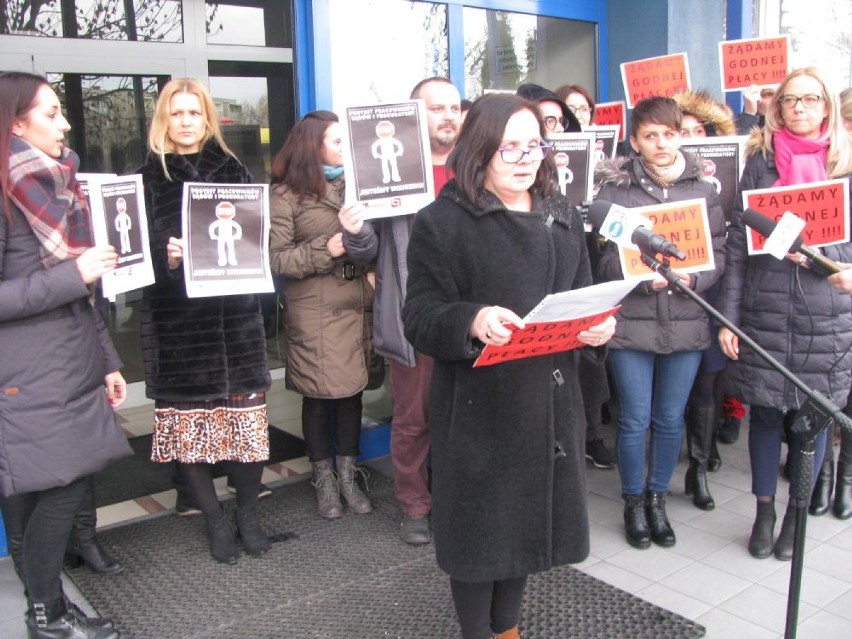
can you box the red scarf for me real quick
[7,137,92,267]
[772,125,829,186]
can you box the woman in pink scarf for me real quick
[717,67,852,561]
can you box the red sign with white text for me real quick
[593,101,626,141]
[473,307,620,368]
[743,179,850,254]
[620,53,691,109]
[719,36,789,92]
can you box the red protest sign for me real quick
[473,307,620,368]
[620,53,691,109]
[719,36,789,92]
[593,101,626,141]
[620,199,713,278]
[743,179,850,253]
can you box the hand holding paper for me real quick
[470,305,525,346]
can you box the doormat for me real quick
[68,475,705,638]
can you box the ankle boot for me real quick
[337,455,373,514]
[26,598,118,639]
[622,493,651,549]
[64,597,113,630]
[834,461,852,519]
[311,459,343,519]
[66,479,124,575]
[773,502,797,561]
[808,460,834,516]
[204,510,239,565]
[645,490,676,547]
[494,626,521,639]
[684,405,716,510]
[236,505,270,556]
[748,499,776,558]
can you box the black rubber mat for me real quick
[92,426,305,507]
[67,475,705,638]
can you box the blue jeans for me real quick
[749,405,827,497]
[608,349,703,495]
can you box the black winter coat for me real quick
[594,154,727,353]
[138,141,270,401]
[716,147,852,410]
[402,181,595,582]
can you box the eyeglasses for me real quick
[779,94,823,109]
[567,105,591,114]
[542,116,566,131]
[497,142,552,164]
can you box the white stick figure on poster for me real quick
[208,201,242,266]
[594,139,607,166]
[554,152,574,196]
[371,120,404,184]
[702,159,722,194]
[114,196,132,254]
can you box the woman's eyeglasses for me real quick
[497,143,552,164]
[567,105,591,115]
[779,94,823,109]
[542,116,566,131]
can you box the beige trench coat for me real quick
[269,176,375,399]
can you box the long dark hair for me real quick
[447,93,556,209]
[0,72,49,219]
[270,110,338,201]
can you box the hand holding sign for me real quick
[470,306,525,346]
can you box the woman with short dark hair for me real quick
[594,96,727,550]
[0,71,127,639]
[403,92,615,639]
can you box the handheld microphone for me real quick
[740,208,841,277]
[588,200,687,261]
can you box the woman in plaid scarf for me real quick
[0,72,129,639]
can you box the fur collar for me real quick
[142,140,247,185]
[594,153,704,190]
[672,90,736,137]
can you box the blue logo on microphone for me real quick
[607,220,624,238]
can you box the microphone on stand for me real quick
[587,200,686,261]
[740,208,841,277]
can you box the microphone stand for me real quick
[639,251,852,639]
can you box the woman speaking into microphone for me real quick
[717,67,852,561]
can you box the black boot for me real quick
[204,510,239,565]
[236,505,271,556]
[773,502,797,561]
[708,436,722,472]
[622,493,650,549]
[833,462,852,520]
[26,598,118,639]
[66,478,123,575]
[684,405,716,510]
[718,416,741,444]
[809,460,834,516]
[645,490,676,547]
[748,499,776,558]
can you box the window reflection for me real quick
[206,0,291,48]
[463,8,597,100]
[328,0,447,110]
[2,0,183,41]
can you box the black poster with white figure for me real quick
[679,136,747,220]
[546,133,597,209]
[343,100,435,219]
[583,125,621,162]
[181,183,274,298]
[82,173,155,300]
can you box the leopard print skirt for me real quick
[151,393,269,463]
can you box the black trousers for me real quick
[450,575,527,639]
[301,393,363,462]
[0,477,87,607]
